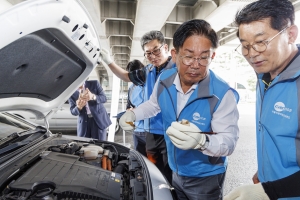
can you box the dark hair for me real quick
[235,0,294,37]
[172,19,218,52]
[126,59,144,72]
[140,30,165,50]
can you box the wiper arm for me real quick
[0,132,18,146]
[0,133,44,155]
[17,126,47,136]
[0,127,46,155]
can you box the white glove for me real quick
[166,121,206,150]
[119,111,136,131]
[224,183,270,200]
[100,48,113,65]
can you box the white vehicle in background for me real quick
[10,101,122,133]
[9,101,76,130]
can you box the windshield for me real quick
[0,113,34,139]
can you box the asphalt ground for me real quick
[51,101,257,196]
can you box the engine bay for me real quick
[0,136,148,200]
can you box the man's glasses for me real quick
[179,52,213,67]
[235,26,289,56]
[144,44,164,58]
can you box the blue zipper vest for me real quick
[157,67,239,177]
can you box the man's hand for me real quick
[119,111,136,131]
[100,48,113,65]
[252,171,260,184]
[76,99,86,110]
[79,88,95,101]
[85,88,95,101]
[224,183,270,200]
[166,120,206,150]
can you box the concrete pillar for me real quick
[107,74,121,142]
[108,75,113,90]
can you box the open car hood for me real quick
[0,113,174,199]
[0,0,101,119]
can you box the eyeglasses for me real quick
[144,44,164,58]
[179,52,213,67]
[235,26,289,56]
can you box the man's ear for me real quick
[211,51,216,59]
[170,48,177,63]
[288,25,298,44]
[164,43,169,52]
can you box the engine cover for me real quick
[9,151,123,200]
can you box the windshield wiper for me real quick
[0,132,18,146]
[0,126,47,155]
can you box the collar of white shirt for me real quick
[174,73,198,95]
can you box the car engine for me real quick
[0,137,148,200]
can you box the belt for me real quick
[87,114,93,118]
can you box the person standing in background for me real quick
[125,59,147,157]
[100,30,174,184]
[68,80,111,141]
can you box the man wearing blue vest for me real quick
[225,0,300,199]
[100,31,174,183]
[119,19,240,200]
[125,59,147,156]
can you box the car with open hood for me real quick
[0,0,174,199]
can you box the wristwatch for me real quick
[93,94,96,100]
[199,135,209,151]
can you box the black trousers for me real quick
[172,172,226,200]
[86,117,106,141]
[146,133,172,184]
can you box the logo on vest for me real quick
[193,112,200,121]
[272,102,292,119]
[192,112,206,126]
[274,102,292,112]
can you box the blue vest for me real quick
[157,68,238,177]
[256,54,300,200]
[128,84,144,132]
[142,60,175,134]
